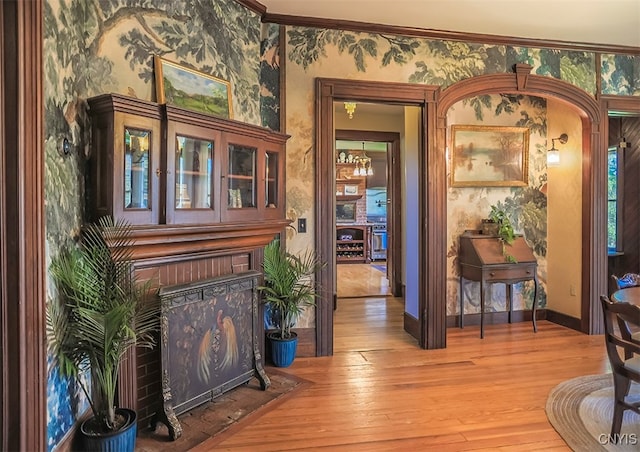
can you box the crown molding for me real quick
[263,12,640,56]
[234,0,266,16]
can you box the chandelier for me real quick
[352,142,373,176]
[344,102,356,119]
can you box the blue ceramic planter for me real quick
[80,408,137,452]
[268,332,298,367]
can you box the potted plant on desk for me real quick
[46,216,158,451]
[486,205,517,262]
[259,239,325,367]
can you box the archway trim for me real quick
[436,64,604,335]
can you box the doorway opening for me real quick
[605,108,640,294]
[315,78,438,355]
[334,127,397,299]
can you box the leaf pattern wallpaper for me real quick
[283,27,598,260]
[602,54,640,95]
[43,0,264,447]
[446,94,548,317]
[41,0,639,448]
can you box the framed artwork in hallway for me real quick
[450,125,529,187]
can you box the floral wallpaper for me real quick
[446,94,548,316]
[287,28,598,91]
[283,27,599,258]
[283,28,640,252]
[44,0,264,448]
[602,54,640,96]
[260,23,282,131]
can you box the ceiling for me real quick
[260,0,640,48]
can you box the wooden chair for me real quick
[611,272,640,290]
[610,274,640,345]
[599,295,640,440]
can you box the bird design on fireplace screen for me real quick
[154,271,269,440]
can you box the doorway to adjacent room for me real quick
[334,125,400,299]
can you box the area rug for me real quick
[371,264,386,273]
[136,370,308,451]
[546,374,640,451]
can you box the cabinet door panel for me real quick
[227,143,256,209]
[166,122,221,224]
[174,136,213,210]
[124,127,152,210]
[263,148,285,220]
[113,113,161,224]
[221,135,262,222]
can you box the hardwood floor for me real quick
[337,263,391,298]
[211,297,609,451]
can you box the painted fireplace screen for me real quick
[154,270,270,440]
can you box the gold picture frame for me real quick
[154,55,233,119]
[450,125,529,187]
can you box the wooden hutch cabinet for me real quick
[86,93,290,427]
[87,94,287,226]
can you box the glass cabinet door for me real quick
[265,151,278,208]
[175,135,213,210]
[124,127,151,210]
[228,144,256,208]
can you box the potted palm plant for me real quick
[46,216,158,451]
[259,239,325,367]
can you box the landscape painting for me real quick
[450,125,529,187]
[154,56,233,119]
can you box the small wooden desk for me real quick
[459,231,538,338]
[611,287,640,306]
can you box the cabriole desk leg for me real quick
[532,275,539,333]
[507,284,513,323]
[480,278,485,339]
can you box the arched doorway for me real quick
[437,64,603,335]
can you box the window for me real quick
[607,146,623,253]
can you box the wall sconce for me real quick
[547,133,568,165]
[344,102,356,119]
[56,135,73,157]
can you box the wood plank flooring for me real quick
[208,296,609,451]
[337,263,391,298]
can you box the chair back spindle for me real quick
[599,295,640,441]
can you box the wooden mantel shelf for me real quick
[120,219,292,261]
[336,194,363,201]
[336,178,363,183]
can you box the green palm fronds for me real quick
[259,240,326,340]
[46,216,158,432]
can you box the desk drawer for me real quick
[486,266,535,282]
